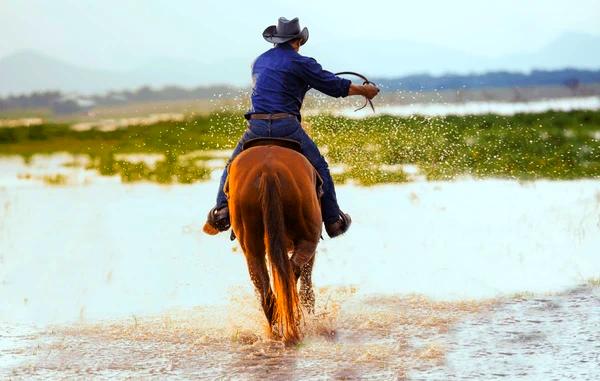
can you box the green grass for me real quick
[1,110,600,185]
[309,111,600,183]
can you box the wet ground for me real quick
[1,157,599,379]
[2,286,598,380]
[426,285,600,380]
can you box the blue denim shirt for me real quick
[245,43,351,121]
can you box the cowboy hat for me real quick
[262,17,309,45]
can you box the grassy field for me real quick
[1,110,599,185]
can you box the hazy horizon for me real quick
[1,0,600,93]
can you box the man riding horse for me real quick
[204,17,380,237]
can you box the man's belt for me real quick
[247,113,297,120]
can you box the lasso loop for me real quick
[334,71,376,112]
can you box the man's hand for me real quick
[349,83,380,99]
[363,83,380,99]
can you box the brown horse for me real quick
[205,144,322,344]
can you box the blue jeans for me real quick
[215,117,341,224]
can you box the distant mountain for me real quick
[0,51,132,95]
[0,51,249,96]
[1,33,599,95]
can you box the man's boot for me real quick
[325,212,352,238]
[203,206,231,235]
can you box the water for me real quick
[337,96,600,118]
[0,157,599,379]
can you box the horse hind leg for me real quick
[242,238,276,331]
[291,240,317,314]
[299,256,316,314]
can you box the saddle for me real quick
[242,137,302,152]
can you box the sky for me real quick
[2,0,600,70]
[1,0,600,93]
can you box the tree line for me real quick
[1,68,599,114]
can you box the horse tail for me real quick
[259,172,300,344]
